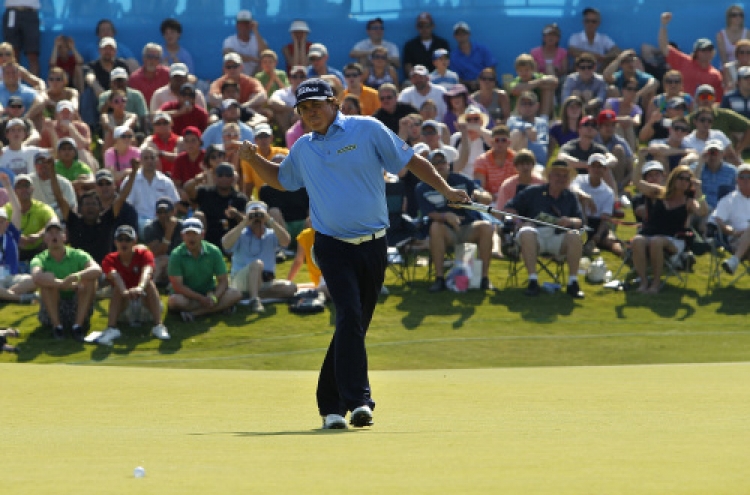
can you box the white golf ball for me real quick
[134,466,145,478]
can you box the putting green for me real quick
[3,362,749,494]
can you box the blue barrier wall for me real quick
[19,0,745,80]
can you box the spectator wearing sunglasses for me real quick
[561,53,608,115]
[208,52,266,111]
[643,116,695,173]
[268,65,306,135]
[0,95,39,146]
[659,12,724,101]
[603,49,658,106]
[723,39,750,92]
[567,7,621,70]
[372,83,418,134]
[362,46,399,91]
[558,115,616,176]
[645,70,694,120]
[721,65,750,119]
[507,91,550,166]
[34,67,78,122]
[341,63,379,116]
[128,43,170,108]
[150,62,207,114]
[689,84,750,164]
[717,6,750,67]
[402,12,450,75]
[349,17,400,69]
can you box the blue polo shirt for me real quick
[0,83,37,111]
[701,162,737,209]
[227,226,279,277]
[279,113,413,238]
[200,120,255,149]
[449,42,497,82]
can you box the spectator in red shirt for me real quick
[659,12,724,100]
[172,126,205,199]
[473,125,517,201]
[158,82,208,135]
[208,53,267,110]
[142,112,182,175]
[127,43,170,108]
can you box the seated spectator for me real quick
[182,143,223,200]
[722,39,750,92]
[48,35,84,92]
[54,137,94,197]
[142,112,182,175]
[495,149,545,210]
[362,45,399,91]
[646,70,694,119]
[97,67,148,134]
[208,78,266,127]
[254,49,288,106]
[93,168,138,236]
[397,112,423,146]
[530,23,568,82]
[416,149,493,292]
[282,19,312,74]
[473,125,516,201]
[167,218,243,321]
[86,224,168,346]
[418,99,450,143]
[159,82,209,135]
[121,145,180,235]
[640,95,690,143]
[717,5,749,67]
[567,7,621,69]
[632,161,667,222]
[692,140,738,210]
[507,91,550,165]
[159,18,195,75]
[128,43,171,109]
[259,179,309,251]
[603,76,643,152]
[32,67,79,122]
[419,119,458,160]
[103,126,140,184]
[53,165,137,266]
[82,38,130,113]
[450,21,496,92]
[721,65,750,119]
[305,43,345,87]
[39,100,93,168]
[399,65,447,121]
[561,53,608,115]
[603,49,658,105]
[644,117,694,172]
[342,63,379,116]
[31,219,102,341]
[631,165,709,293]
[84,19,138,71]
[557,114,616,180]
[350,17,400,68]
[683,106,742,165]
[171,127,205,199]
[402,11,450,75]
[100,89,140,151]
[240,123,287,199]
[223,10,268,77]
[143,197,183,286]
[286,225,330,299]
[452,106,493,179]
[5,174,54,261]
[594,109,634,198]
[30,152,76,218]
[0,61,43,119]
[222,201,297,313]
[713,163,750,274]
[372,83,418,134]
[549,95,583,154]
[187,162,248,250]
[507,54,557,118]
[0,118,45,176]
[202,99,255,149]
[691,85,750,161]
[0,95,40,146]
[443,84,481,135]
[150,63,207,113]
[429,48,459,90]
[570,154,624,257]
[471,67,510,125]
[0,172,37,303]
[658,12,724,100]
[267,65,305,134]
[504,161,586,298]
[208,53,267,110]
[341,94,361,116]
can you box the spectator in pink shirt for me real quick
[495,149,545,210]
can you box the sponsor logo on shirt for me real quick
[337,144,357,154]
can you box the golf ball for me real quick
[134,466,145,478]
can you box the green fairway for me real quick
[4,362,749,494]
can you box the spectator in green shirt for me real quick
[54,137,94,197]
[4,174,56,262]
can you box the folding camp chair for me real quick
[502,222,566,287]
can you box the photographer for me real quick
[221,200,297,313]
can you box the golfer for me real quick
[240,78,469,429]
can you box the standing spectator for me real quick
[83,19,138,70]
[471,67,511,125]
[372,83,418,134]
[49,34,85,93]
[158,82,208,136]
[350,17,400,68]
[159,18,195,75]
[717,5,749,67]
[143,197,182,286]
[530,23,568,81]
[142,112,182,175]
[567,7,621,69]
[561,53,608,114]
[150,63,207,114]
[223,10,268,77]
[86,224,168,345]
[659,12,724,101]
[402,12,450,75]
[398,65,447,122]
[2,0,41,75]
[282,19,311,74]
[508,53,558,119]
[31,219,101,341]
[128,43,170,108]
[208,53,266,110]
[167,217,243,322]
[506,91,550,165]
[341,63,379,116]
[449,21,496,91]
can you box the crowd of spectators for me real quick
[1,4,750,348]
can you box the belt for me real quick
[334,228,386,245]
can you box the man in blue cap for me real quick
[241,78,470,429]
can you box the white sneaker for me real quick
[349,405,374,427]
[322,414,348,429]
[83,331,103,344]
[96,327,122,346]
[620,194,631,208]
[722,256,740,275]
[152,324,170,340]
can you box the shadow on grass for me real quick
[695,286,750,315]
[489,286,577,322]
[392,282,485,330]
[613,284,700,320]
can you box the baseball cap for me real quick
[223,52,242,65]
[290,65,307,76]
[110,67,128,80]
[739,66,750,78]
[432,48,449,59]
[705,139,725,152]
[34,151,50,164]
[421,119,439,130]
[737,163,750,174]
[245,201,267,215]
[412,142,430,156]
[44,219,64,232]
[428,149,447,161]
[14,174,31,187]
[308,43,328,58]
[95,169,114,183]
[695,84,715,97]
[294,78,334,107]
[221,98,240,111]
[641,161,665,176]
[113,125,132,139]
[411,64,429,76]
[254,123,273,137]
[579,115,596,126]
[543,23,560,35]
[7,95,23,106]
[693,38,714,52]
[99,37,117,49]
[416,12,434,25]
[153,112,172,124]
[597,109,616,124]
[180,82,196,95]
[114,224,136,240]
[170,63,189,77]
[666,96,687,109]
[587,153,608,166]
[6,118,25,129]
[215,162,235,176]
[56,100,75,113]
[289,20,310,33]
[57,137,76,149]
[181,218,204,234]
[453,21,471,33]
[236,9,252,21]
[155,197,174,211]
[182,126,202,139]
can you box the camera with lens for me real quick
[248,211,265,220]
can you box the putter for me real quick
[449,201,592,233]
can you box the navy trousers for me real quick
[313,232,387,416]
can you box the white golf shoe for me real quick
[322,414,348,429]
[152,324,170,340]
